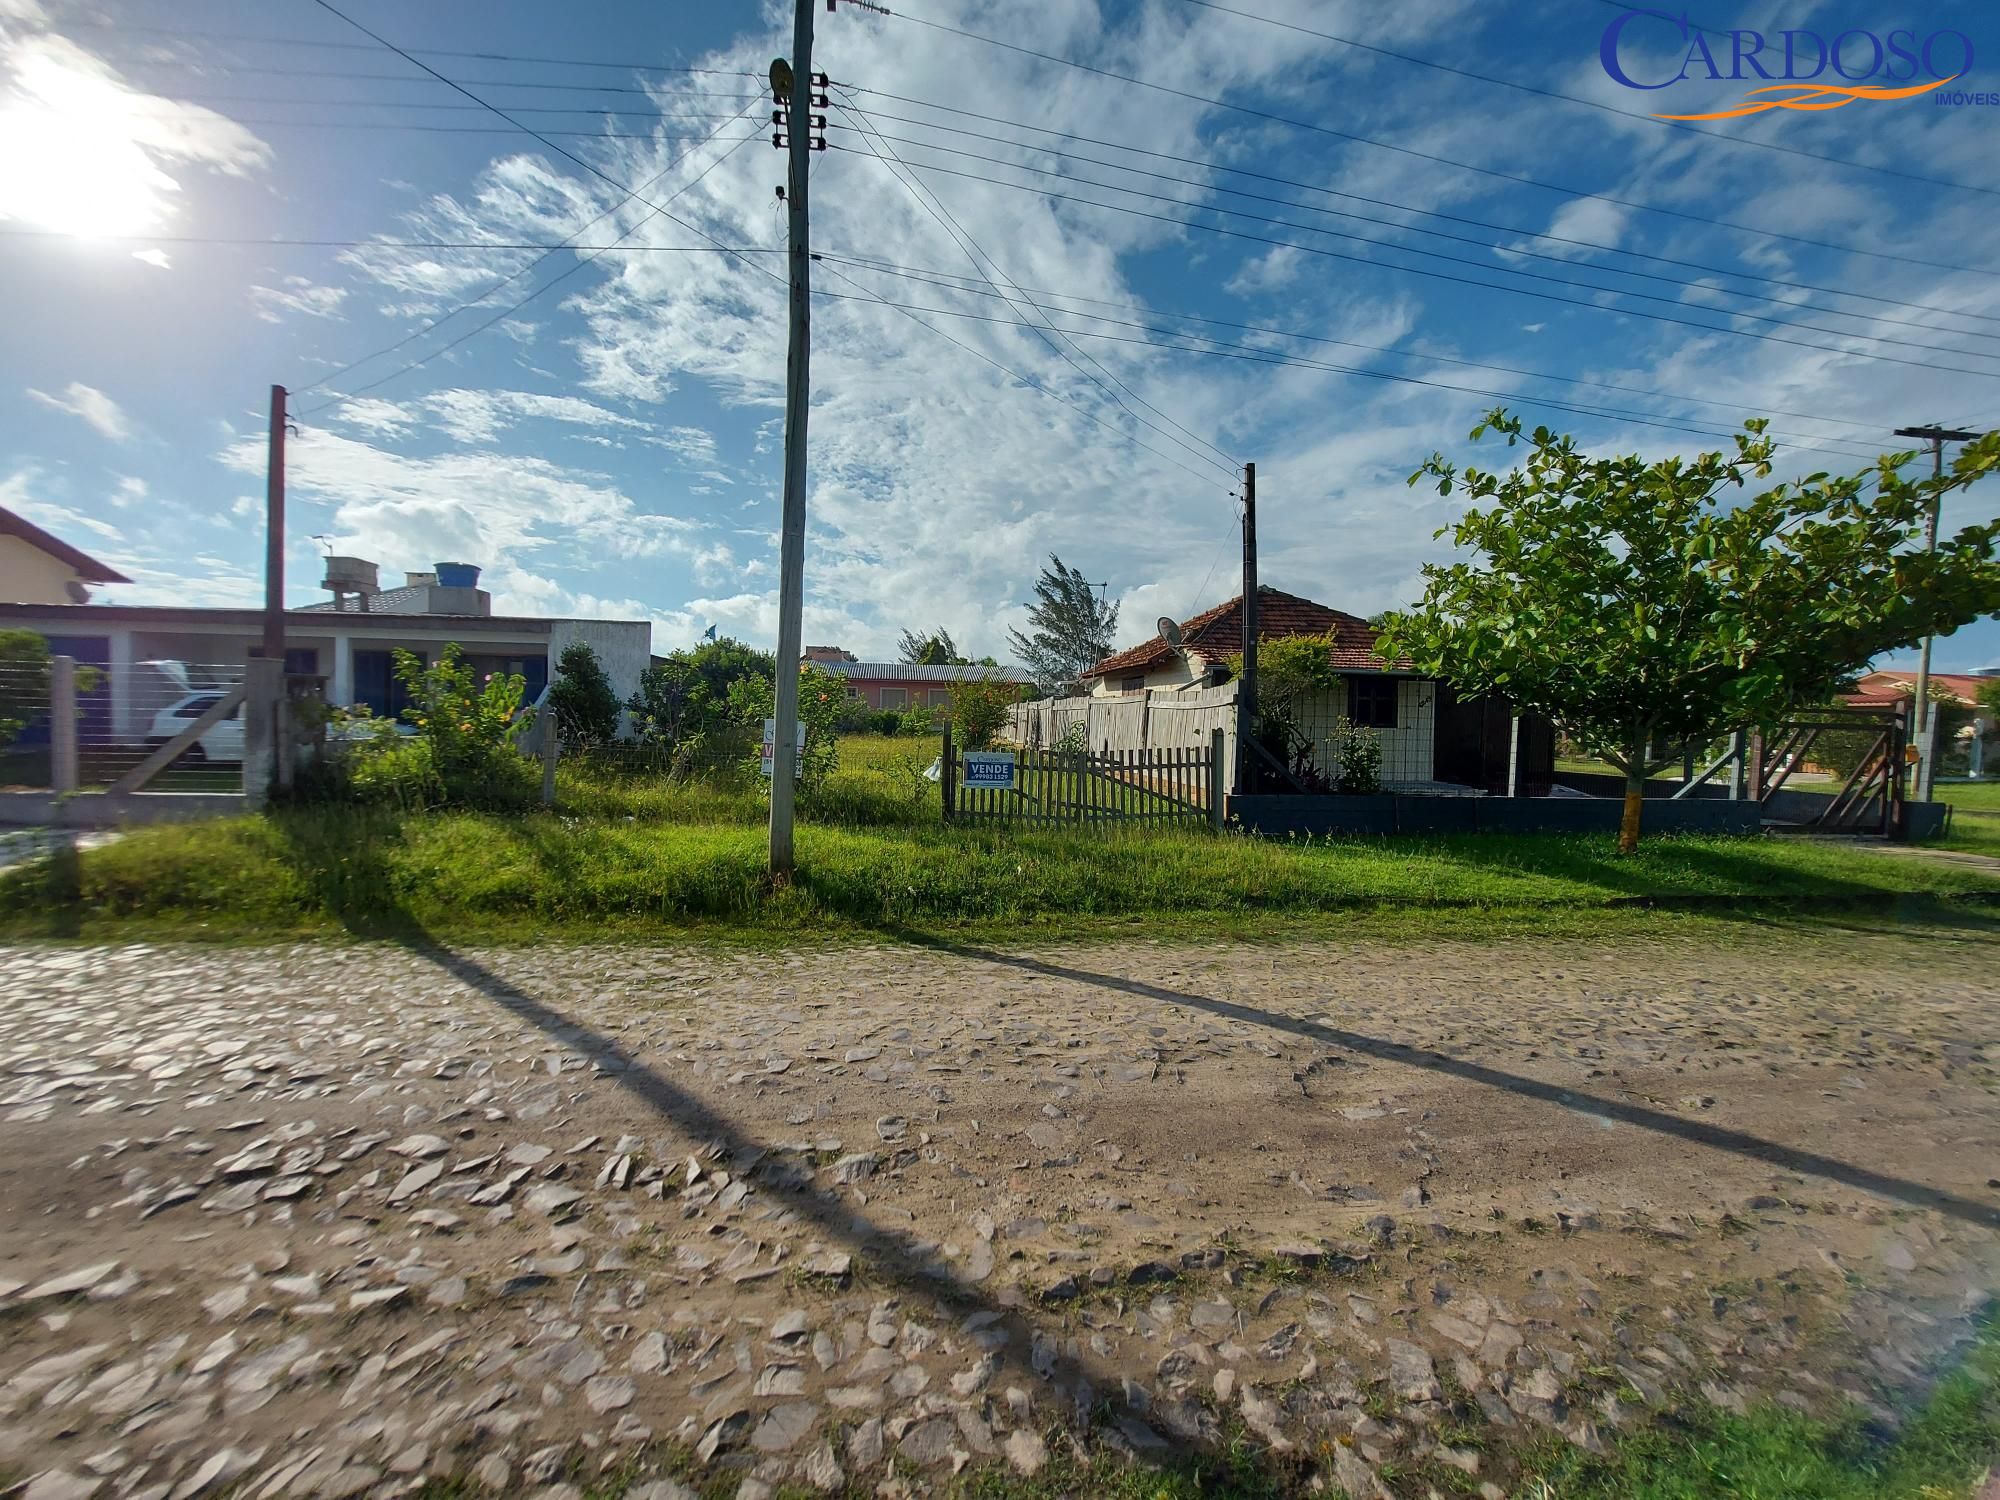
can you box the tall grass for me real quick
[4,804,1994,940]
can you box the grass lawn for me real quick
[4,794,1996,943]
[1930,780,2000,858]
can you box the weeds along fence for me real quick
[0,656,247,794]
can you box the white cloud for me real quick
[421,388,652,445]
[131,248,169,270]
[110,475,147,507]
[250,276,349,324]
[26,380,129,440]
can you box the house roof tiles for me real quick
[1083,587,1406,679]
[820,661,1033,684]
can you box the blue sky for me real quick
[0,0,1996,671]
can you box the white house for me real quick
[0,502,130,606]
[0,555,650,744]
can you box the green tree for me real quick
[1378,410,2000,851]
[897,627,967,666]
[0,629,52,753]
[545,642,621,746]
[1224,631,1343,789]
[945,673,1023,750]
[626,637,774,756]
[725,662,843,790]
[1006,553,1118,695]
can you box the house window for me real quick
[844,686,859,700]
[929,688,951,705]
[880,687,906,709]
[1348,676,1397,729]
[283,647,319,676]
[1119,675,1145,693]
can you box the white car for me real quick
[145,692,244,764]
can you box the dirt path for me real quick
[2,930,1996,1499]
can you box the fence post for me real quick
[541,714,559,808]
[940,723,955,824]
[50,654,78,794]
[1728,729,1747,800]
[1208,727,1225,830]
[242,656,281,809]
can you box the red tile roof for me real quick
[1848,670,1993,707]
[1082,587,1407,679]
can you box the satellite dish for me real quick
[1157,616,1183,646]
[769,57,794,102]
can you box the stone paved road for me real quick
[1,932,1996,1499]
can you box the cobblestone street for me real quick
[2,932,1996,1499]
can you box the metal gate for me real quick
[1753,703,1910,835]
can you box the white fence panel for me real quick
[1004,682,1239,788]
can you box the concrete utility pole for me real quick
[1237,462,1257,793]
[1894,424,1981,802]
[768,0,816,878]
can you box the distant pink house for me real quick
[802,646,1032,710]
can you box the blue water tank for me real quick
[434,562,481,589]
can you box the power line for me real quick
[101,93,750,120]
[300,126,766,414]
[0,228,773,252]
[813,258,1234,490]
[304,0,786,298]
[1170,0,1992,197]
[830,150,2000,383]
[872,8,2000,281]
[54,19,759,78]
[816,251,1895,439]
[86,57,767,99]
[811,287,1893,466]
[832,94,1238,479]
[834,108,2000,351]
[294,106,763,403]
[837,88,2000,330]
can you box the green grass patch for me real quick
[1519,1309,2000,1498]
[3,802,1996,943]
[1927,781,2000,859]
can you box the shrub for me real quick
[897,704,938,737]
[546,642,621,746]
[725,663,843,790]
[945,674,1022,750]
[307,646,538,811]
[1327,716,1383,794]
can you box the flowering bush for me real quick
[725,663,842,791]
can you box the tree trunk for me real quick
[1618,763,1646,854]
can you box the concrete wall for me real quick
[548,619,652,730]
[0,535,85,605]
[1090,657,1204,696]
[1228,793,1764,838]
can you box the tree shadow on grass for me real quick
[869,922,2000,1230]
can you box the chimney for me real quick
[404,570,438,589]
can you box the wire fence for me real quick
[0,663,56,791]
[0,658,247,794]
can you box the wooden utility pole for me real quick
[264,384,287,664]
[1894,423,1981,802]
[1236,462,1257,793]
[768,0,815,878]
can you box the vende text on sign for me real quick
[962,752,1016,789]
[760,717,807,779]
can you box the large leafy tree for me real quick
[1007,553,1119,695]
[1377,411,2000,851]
[897,627,967,666]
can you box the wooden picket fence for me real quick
[941,727,1225,830]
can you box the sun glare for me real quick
[0,51,178,239]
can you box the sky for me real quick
[0,0,1996,671]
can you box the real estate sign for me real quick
[962,751,1016,789]
[760,718,806,779]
